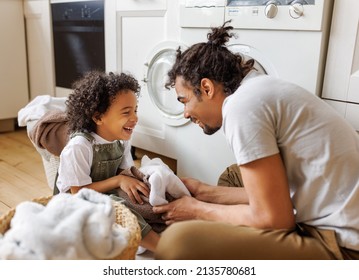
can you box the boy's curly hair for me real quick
[66,71,140,134]
[165,21,254,98]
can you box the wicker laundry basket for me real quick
[36,147,60,189]
[0,196,141,260]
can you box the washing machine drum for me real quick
[144,42,189,127]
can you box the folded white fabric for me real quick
[139,155,191,206]
[0,189,129,259]
[17,95,67,127]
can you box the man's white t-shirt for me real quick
[56,132,133,193]
[222,73,359,251]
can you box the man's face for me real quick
[174,76,222,135]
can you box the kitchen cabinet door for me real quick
[0,0,29,131]
[322,0,359,131]
[24,0,55,100]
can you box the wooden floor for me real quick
[0,128,52,216]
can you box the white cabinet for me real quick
[24,0,55,99]
[0,0,29,131]
[321,0,359,131]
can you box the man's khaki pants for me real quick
[155,165,359,260]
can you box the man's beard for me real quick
[203,124,221,135]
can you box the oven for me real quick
[51,0,105,93]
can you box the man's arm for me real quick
[153,154,295,230]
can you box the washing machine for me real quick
[175,0,334,184]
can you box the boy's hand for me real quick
[118,175,150,204]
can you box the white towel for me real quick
[0,189,129,260]
[139,155,191,206]
[17,95,67,127]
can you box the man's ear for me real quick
[200,78,215,99]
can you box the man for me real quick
[152,22,359,260]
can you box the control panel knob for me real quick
[265,1,278,19]
[289,3,304,19]
[63,8,73,19]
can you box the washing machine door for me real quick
[144,41,190,127]
[228,44,278,76]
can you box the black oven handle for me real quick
[53,26,103,33]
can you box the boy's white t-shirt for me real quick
[56,132,134,193]
[222,73,359,251]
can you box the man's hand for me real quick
[153,196,201,225]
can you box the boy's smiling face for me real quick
[94,90,138,141]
